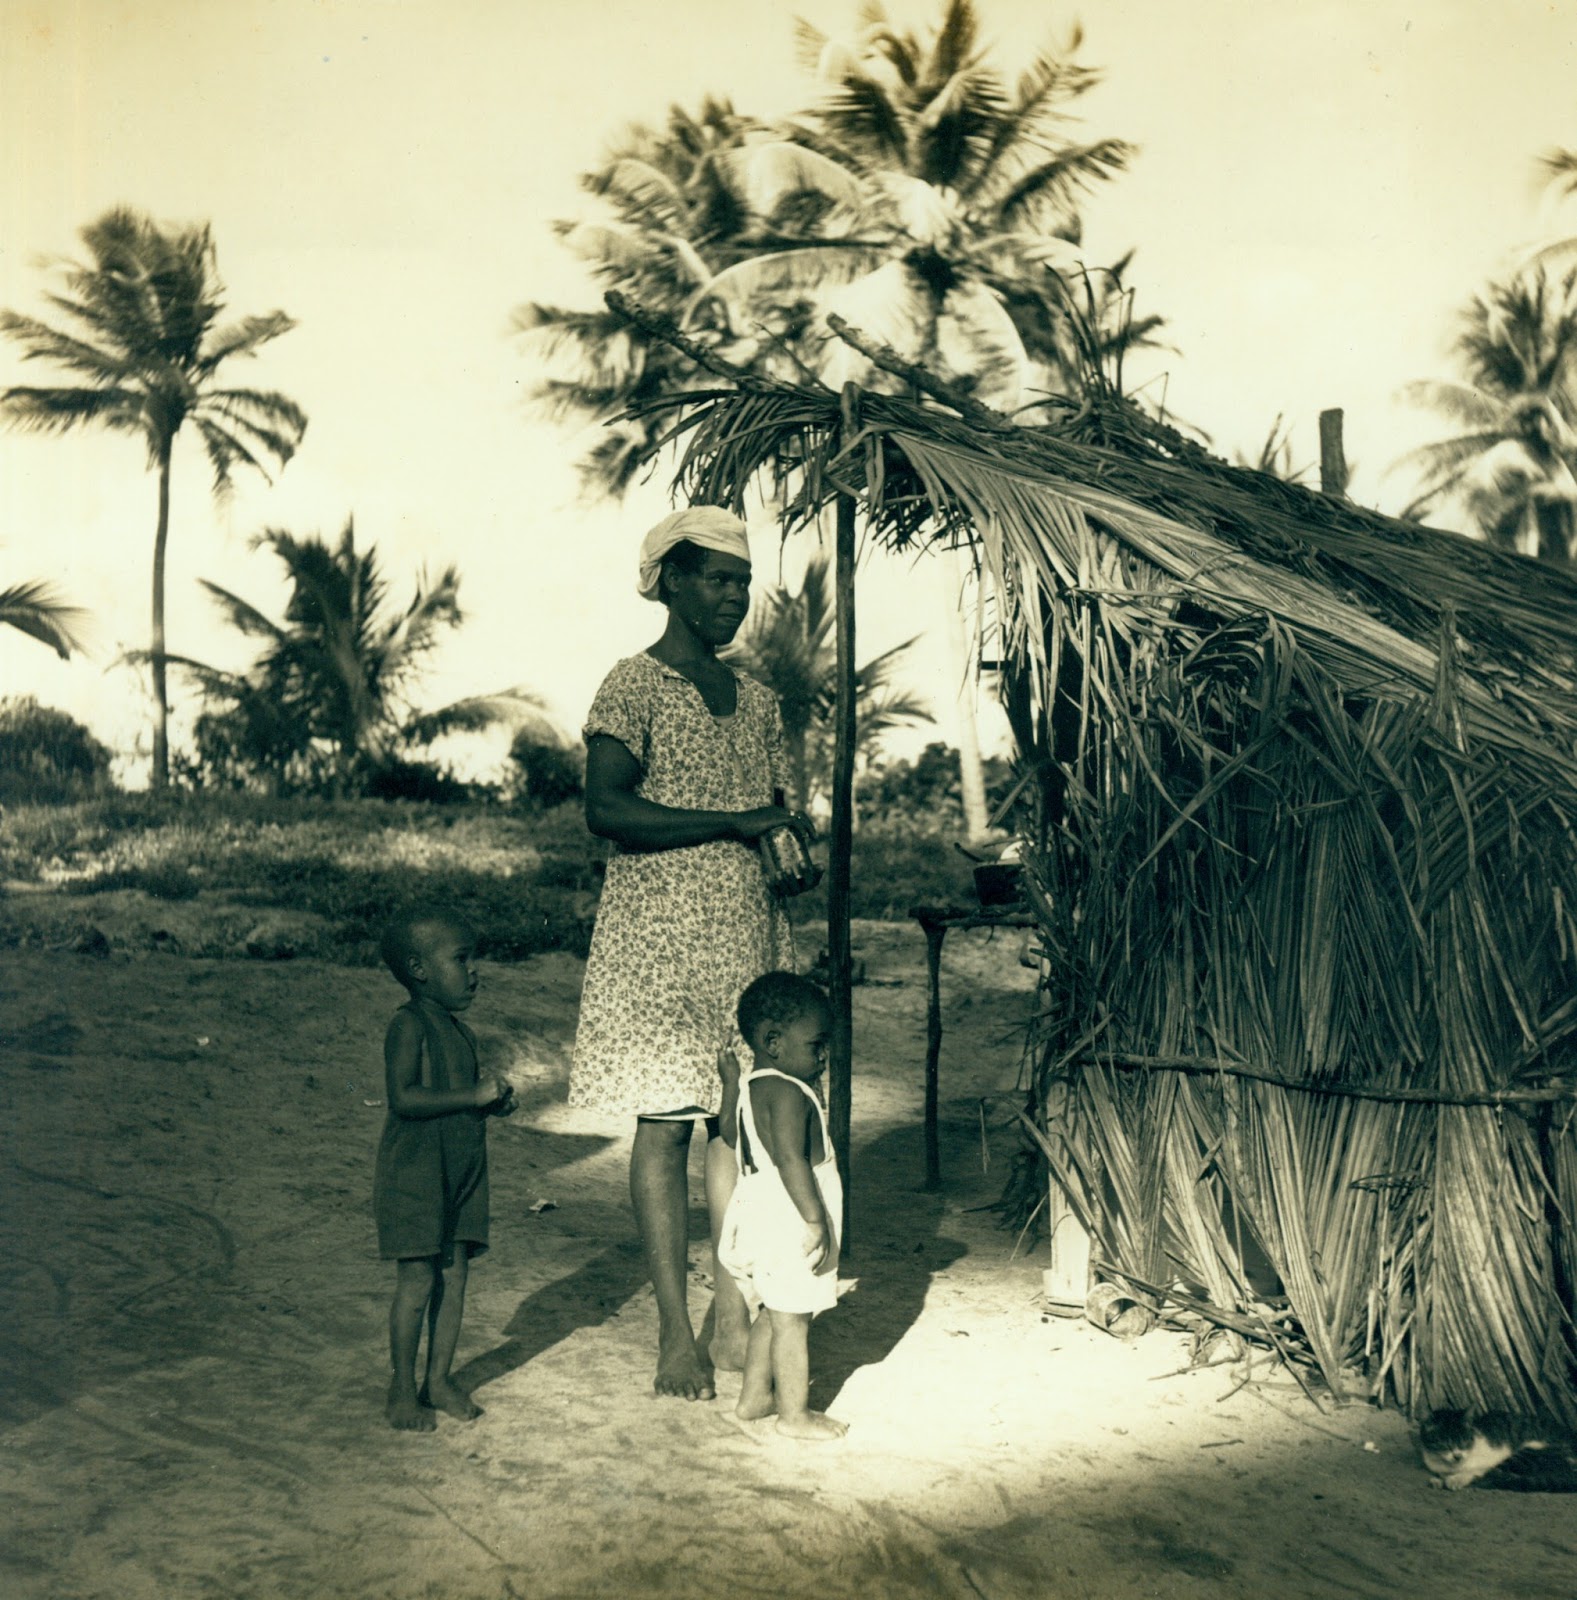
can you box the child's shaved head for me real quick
[380,908,474,989]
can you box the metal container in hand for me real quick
[759,824,822,897]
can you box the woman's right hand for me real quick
[733,807,820,895]
[729,805,799,843]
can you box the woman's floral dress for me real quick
[568,652,795,1117]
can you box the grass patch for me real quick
[1,795,600,962]
[1,797,981,963]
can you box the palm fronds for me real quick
[1399,267,1577,559]
[403,687,554,747]
[522,7,1150,499]
[0,580,90,659]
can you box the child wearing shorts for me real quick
[372,908,514,1429]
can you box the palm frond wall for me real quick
[610,296,1577,1422]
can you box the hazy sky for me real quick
[3,0,1575,780]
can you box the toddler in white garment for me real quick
[716,971,846,1440]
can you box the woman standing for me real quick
[570,506,815,1400]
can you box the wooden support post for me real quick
[922,921,945,1191]
[827,383,859,1248]
[1041,1078,1091,1314]
[1318,408,1348,498]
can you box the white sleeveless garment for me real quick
[717,1067,843,1316]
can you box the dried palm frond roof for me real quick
[607,292,1577,774]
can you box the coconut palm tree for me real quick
[168,519,546,793]
[0,579,88,658]
[1399,267,1577,561]
[692,0,1152,409]
[754,5,1161,832]
[0,207,307,786]
[722,549,931,812]
[520,4,1158,486]
[515,99,788,495]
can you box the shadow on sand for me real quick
[811,1122,969,1410]
[452,1084,638,1394]
[452,1236,648,1395]
[458,1114,970,1405]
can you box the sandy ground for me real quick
[1,908,1574,1600]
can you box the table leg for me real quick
[923,923,945,1191]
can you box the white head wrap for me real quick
[636,507,751,603]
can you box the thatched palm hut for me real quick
[607,293,1577,1426]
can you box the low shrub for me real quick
[363,760,479,805]
[85,864,202,901]
[299,869,596,964]
[858,741,1019,831]
[509,730,585,810]
[0,698,115,804]
[786,822,977,924]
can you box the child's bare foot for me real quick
[420,1377,481,1421]
[735,1385,777,1422]
[654,1329,715,1400]
[387,1378,436,1431]
[776,1411,847,1441]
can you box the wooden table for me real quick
[908,903,1039,1190]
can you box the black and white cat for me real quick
[1419,1409,1577,1492]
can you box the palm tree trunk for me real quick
[788,727,811,815]
[827,385,859,1249]
[150,438,173,790]
[945,548,989,836]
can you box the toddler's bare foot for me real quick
[735,1386,777,1422]
[654,1330,715,1401]
[420,1377,482,1421]
[776,1411,847,1441]
[387,1379,436,1431]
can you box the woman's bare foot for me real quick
[707,1328,749,1373]
[654,1329,715,1400]
[387,1378,436,1431]
[776,1411,847,1441]
[698,1300,750,1374]
[420,1377,482,1421]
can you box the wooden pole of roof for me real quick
[827,382,859,1248]
[1319,408,1348,497]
